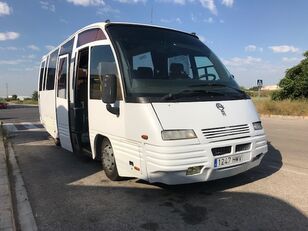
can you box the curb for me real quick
[7,142,38,231]
[0,123,16,231]
[260,114,308,120]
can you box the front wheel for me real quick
[101,139,121,181]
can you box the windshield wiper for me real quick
[189,83,247,95]
[160,89,224,101]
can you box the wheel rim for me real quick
[103,145,115,171]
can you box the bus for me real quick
[38,22,268,185]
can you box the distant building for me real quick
[261,85,280,91]
[8,95,31,100]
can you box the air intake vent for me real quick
[235,143,251,152]
[202,124,250,142]
[212,146,231,156]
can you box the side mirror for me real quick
[231,74,235,79]
[100,74,119,116]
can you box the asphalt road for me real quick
[1,105,308,230]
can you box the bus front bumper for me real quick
[144,135,267,185]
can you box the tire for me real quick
[54,138,60,146]
[101,139,121,181]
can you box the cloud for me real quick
[199,0,217,15]
[0,1,11,16]
[223,56,262,67]
[204,17,214,23]
[268,45,299,53]
[116,0,146,3]
[245,45,264,52]
[160,17,182,24]
[97,5,120,16]
[45,45,55,51]
[0,46,18,50]
[0,59,28,65]
[282,57,301,63]
[158,0,236,15]
[28,45,40,51]
[223,57,287,87]
[158,0,185,5]
[22,54,36,59]
[0,32,20,41]
[40,1,55,12]
[221,0,233,7]
[245,45,256,52]
[66,0,105,6]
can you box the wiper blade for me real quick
[160,89,224,101]
[190,83,247,95]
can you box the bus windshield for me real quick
[107,24,248,102]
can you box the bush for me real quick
[275,51,308,100]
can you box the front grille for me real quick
[235,143,251,152]
[212,146,231,156]
[202,124,250,142]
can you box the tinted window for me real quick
[107,25,246,102]
[46,49,59,90]
[195,56,219,80]
[77,29,106,47]
[57,57,67,99]
[60,38,74,56]
[90,45,118,99]
[168,55,193,79]
[39,61,46,91]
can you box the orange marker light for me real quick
[141,135,148,140]
[134,166,140,171]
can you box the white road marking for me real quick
[268,164,308,176]
[3,122,45,133]
[3,123,17,132]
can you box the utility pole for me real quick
[150,5,153,24]
[6,82,8,99]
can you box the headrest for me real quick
[136,67,153,78]
[170,63,184,73]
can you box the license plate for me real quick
[214,154,247,169]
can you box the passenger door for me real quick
[56,54,73,151]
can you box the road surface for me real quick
[1,104,307,230]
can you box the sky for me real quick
[0,0,308,97]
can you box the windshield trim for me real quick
[125,96,251,103]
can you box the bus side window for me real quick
[46,49,59,90]
[39,61,46,91]
[57,58,68,99]
[90,46,120,100]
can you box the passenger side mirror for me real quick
[231,74,235,79]
[100,74,119,116]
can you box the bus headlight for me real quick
[253,121,263,130]
[161,129,197,140]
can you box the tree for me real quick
[12,94,18,100]
[32,91,38,101]
[273,51,308,100]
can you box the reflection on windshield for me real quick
[107,24,248,102]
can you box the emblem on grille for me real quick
[216,103,226,116]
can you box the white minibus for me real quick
[38,22,268,185]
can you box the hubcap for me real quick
[103,145,114,171]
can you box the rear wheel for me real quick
[101,139,121,181]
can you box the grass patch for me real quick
[253,97,308,116]
[7,99,38,105]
